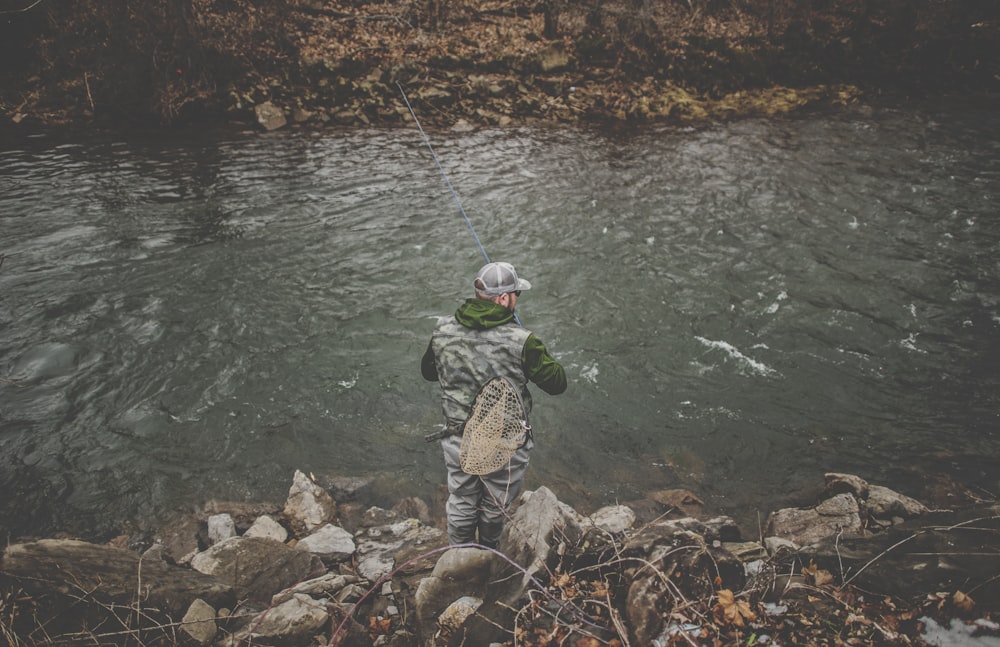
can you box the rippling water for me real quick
[1,98,998,540]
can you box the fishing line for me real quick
[397,82,491,265]
[397,81,522,326]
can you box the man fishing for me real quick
[421,261,567,548]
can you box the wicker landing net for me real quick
[459,376,530,475]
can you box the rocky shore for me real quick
[2,469,998,646]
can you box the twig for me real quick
[525,589,613,645]
[779,556,799,597]
[841,532,922,587]
[677,627,701,647]
[967,572,1000,596]
[0,0,44,15]
[46,611,257,644]
[930,515,1000,531]
[870,618,900,643]
[130,555,144,646]
[924,519,1000,533]
[606,583,632,647]
[907,552,1000,556]
[83,73,95,113]
[834,526,846,582]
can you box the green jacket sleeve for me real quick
[523,334,567,395]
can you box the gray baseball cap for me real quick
[473,262,532,297]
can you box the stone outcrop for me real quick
[765,472,934,547]
[189,535,325,605]
[1,538,234,617]
[254,101,287,131]
[413,547,500,642]
[1,471,996,646]
[413,486,587,646]
[181,598,219,645]
[295,524,357,565]
[282,468,337,535]
[766,491,864,546]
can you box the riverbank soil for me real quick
[2,0,998,129]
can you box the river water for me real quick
[2,99,998,541]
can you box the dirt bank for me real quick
[2,0,998,130]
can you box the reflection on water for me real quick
[1,99,999,540]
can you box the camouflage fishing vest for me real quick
[430,317,533,428]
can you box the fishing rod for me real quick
[396,81,522,326]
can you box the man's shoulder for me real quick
[430,313,459,328]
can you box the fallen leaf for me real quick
[953,591,975,613]
[367,616,392,636]
[714,588,757,627]
[802,560,835,586]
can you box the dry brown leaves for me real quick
[506,547,995,647]
[367,614,394,641]
[713,588,757,628]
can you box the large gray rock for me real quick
[438,595,482,631]
[207,513,236,545]
[499,486,583,580]
[244,514,289,542]
[274,573,360,604]
[866,484,929,520]
[823,473,929,522]
[413,547,499,643]
[765,492,864,546]
[0,539,234,617]
[823,472,871,499]
[254,101,287,131]
[295,524,356,565]
[457,487,585,646]
[283,469,337,536]
[412,486,591,645]
[189,536,324,605]
[232,593,331,645]
[180,598,218,645]
[586,504,636,534]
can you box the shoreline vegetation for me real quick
[1,470,998,646]
[1,0,998,131]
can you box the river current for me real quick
[1,98,998,541]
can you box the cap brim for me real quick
[516,278,532,291]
